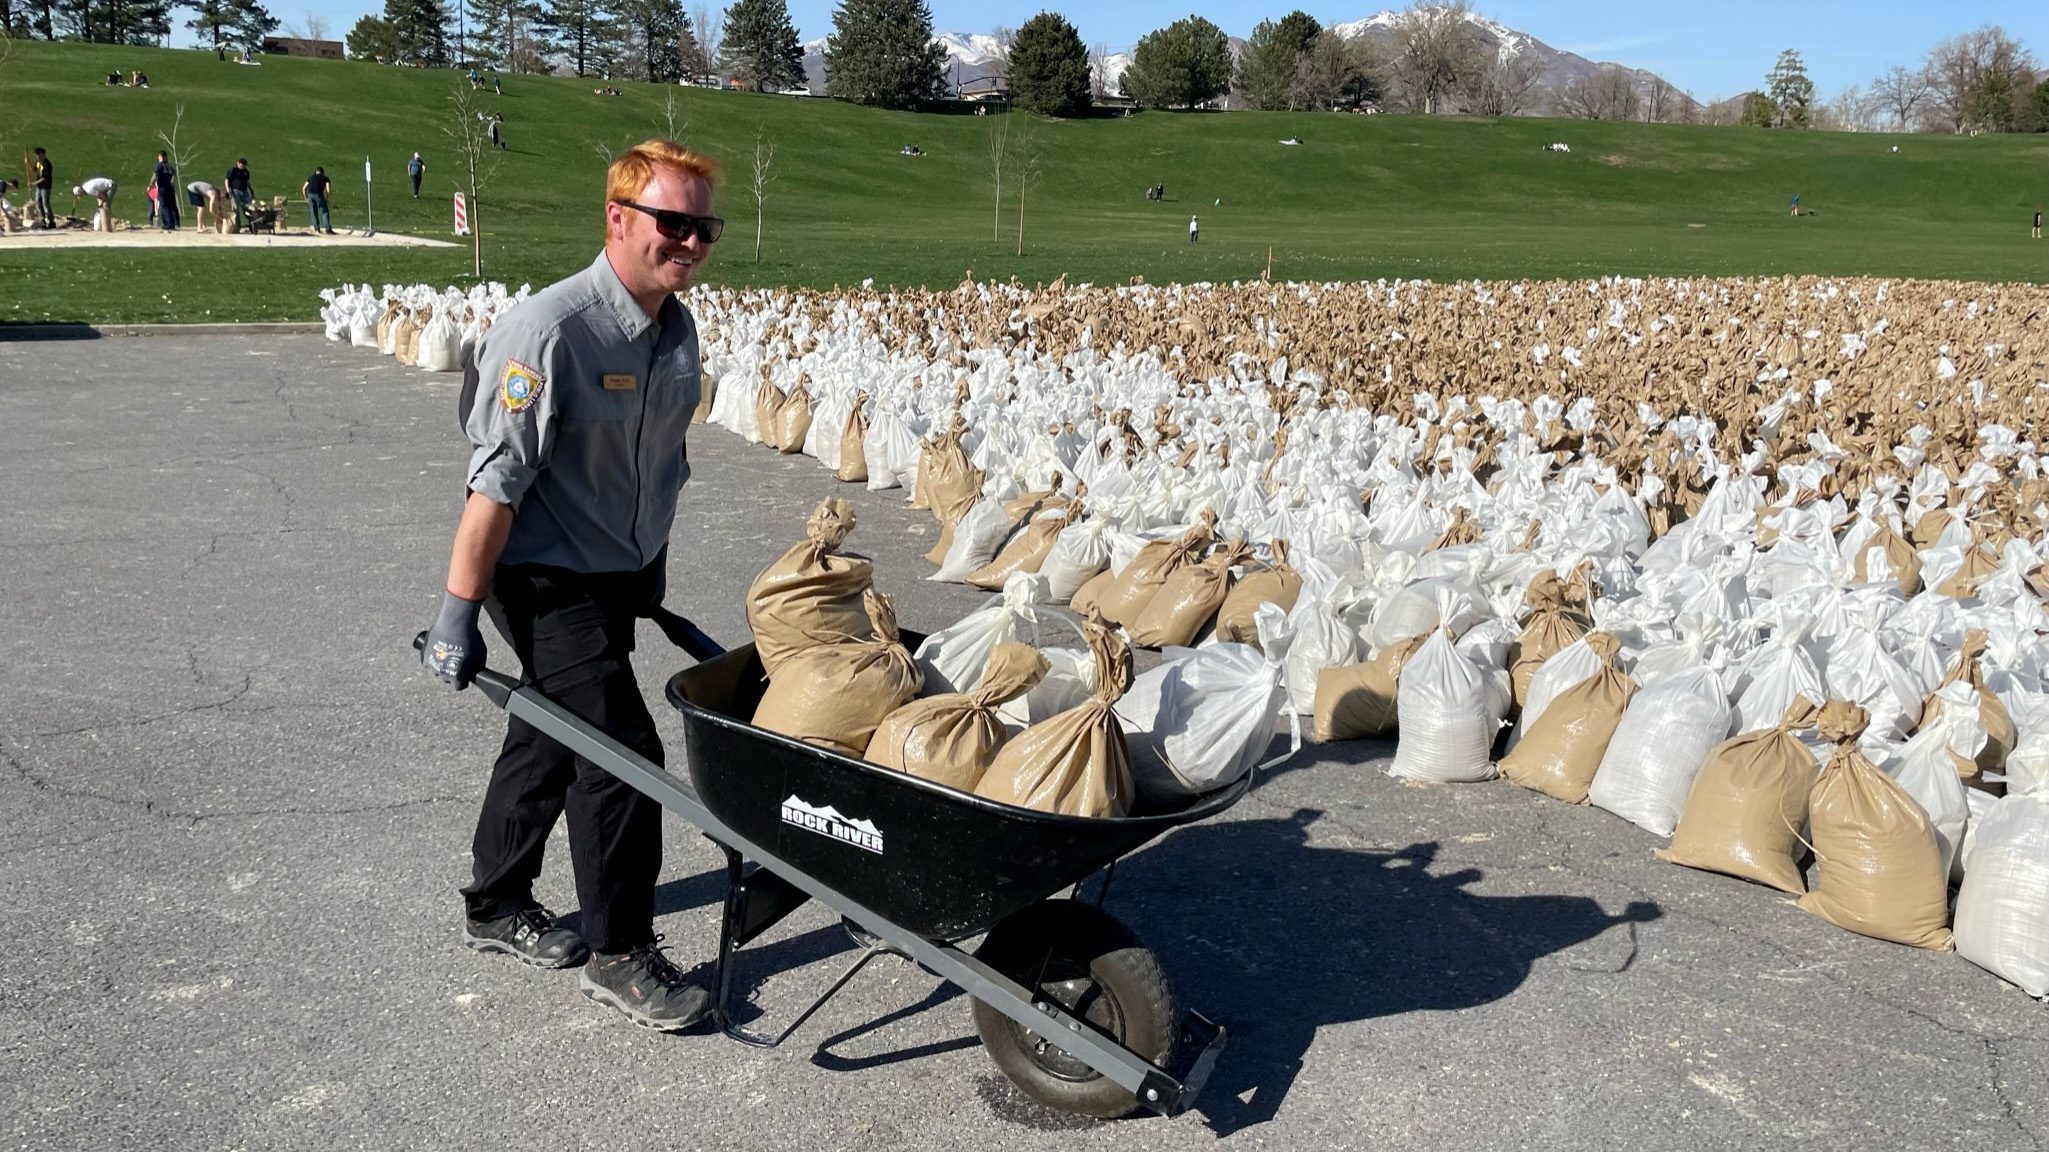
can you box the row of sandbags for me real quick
[321,282,531,374]
[687,279,2046,999]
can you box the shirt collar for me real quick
[590,250,683,342]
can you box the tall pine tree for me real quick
[535,0,609,76]
[1007,12,1090,118]
[823,0,943,109]
[718,0,801,92]
[617,0,689,82]
[1119,16,1231,109]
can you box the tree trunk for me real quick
[754,200,762,262]
[471,190,482,276]
[1014,173,1025,256]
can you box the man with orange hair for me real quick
[422,139,724,1032]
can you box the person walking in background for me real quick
[1189,214,1199,244]
[152,151,179,230]
[302,165,334,234]
[225,158,254,229]
[2034,209,2042,240]
[30,147,55,228]
[408,152,426,198]
[1789,193,1800,218]
[72,176,117,231]
[489,114,506,150]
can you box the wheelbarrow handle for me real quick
[411,631,520,708]
[644,606,728,662]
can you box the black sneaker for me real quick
[463,906,590,969]
[579,936,710,1032]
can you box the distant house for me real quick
[262,37,343,59]
[959,75,1008,101]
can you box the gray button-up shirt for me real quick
[464,250,701,573]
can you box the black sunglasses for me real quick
[616,200,724,244]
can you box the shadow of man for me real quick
[1116,808,1661,1135]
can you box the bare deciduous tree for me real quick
[1459,47,1542,116]
[1924,26,2036,133]
[986,108,1007,242]
[1011,116,1038,257]
[1815,84,1876,132]
[1089,40,1111,98]
[659,88,684,138]
[692,4,720,81]
[1642,77,1679,123]
[156,103,197,172]
[1554,65,1638,121]
[283,10,329,40]
[750,126,774,263]
[1384,0,1479,114]
[1870,64,1930,131]
[444,85,502,277]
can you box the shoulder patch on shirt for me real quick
[500,358,545,413]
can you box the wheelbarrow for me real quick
[416,612,1247,1119]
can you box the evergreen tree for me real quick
[379,0,451,64]
[184,0,273,49]
[617,0,689,81]
[1764,48,1814,127]
[718,0,801,91]
[1007,11,1090,118]
[823,0,944,109]
[535,0,609,76]
[1118,15,1231,110]
[1236,13,1321,110]
[345,11,397,57]
[227,0,275,48]
[63,0,170,43]
[466,0,546,69]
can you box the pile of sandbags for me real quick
[323,280,531,373]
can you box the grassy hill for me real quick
[2,39,2044,324]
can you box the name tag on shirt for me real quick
[602,374,638,391]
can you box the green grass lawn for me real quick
[2,39,2044,324]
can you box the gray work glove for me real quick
[423,590,487,690]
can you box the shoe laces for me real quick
[514,907,558,935]
[624,934,688,988]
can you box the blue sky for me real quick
[237,0,2044,102]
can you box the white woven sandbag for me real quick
[2008,694,2049,797]
[1588,664,1733,837]
[1041,516,1113,602]
[929,497,1015,583]
[1731,611,1826,735]
[1507,635,1604,751]
[1823,625,1929,743]
[862,409,918,491]
[1283,561,1364,715]
[1364,576,1485,654]
[1882,681,1984,881]
[913,573,1081,695]
[417,311,462,372]
[996,644,1097,727]
[1120,604,1297,801]
[349,312,378,348]
[1953,792,2049,998]
[1388,627,1503,784]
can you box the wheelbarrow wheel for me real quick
[970,899,1177,1120]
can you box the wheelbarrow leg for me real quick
[711,845,894,1049]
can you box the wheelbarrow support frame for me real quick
[465,665,1223,1117]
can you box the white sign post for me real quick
[363,156,375,237]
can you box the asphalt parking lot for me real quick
[1,333,2042,1152]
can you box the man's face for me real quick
[605,167,715,299]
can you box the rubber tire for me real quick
[970,899,1178,1120]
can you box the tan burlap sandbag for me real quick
[1657,697,1822,893]
[1797,701,1954,950]
[746,497,875,675]
[865,644,1049,791]
[754,590,922,756]
[1849,518,1922,596]
[1508,569,1592,710]
[690,372,717,425]
[1499,632,1637,803]
[976,620,1136,818]
[1213,539,1302,646]
[1068,568,1116,617]
[922,423,980,526]
[1918,629,2014,778]
[755,377,787,450]
[1937,538,2001,598]
[774,386,813,455]
[1095,511,1219,628]
[1312,633,1428,742]
[1128,539,1250,648]
[395,315,423,366]
[836,394,868,482]
[967,506,1075,590]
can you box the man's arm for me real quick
[445,491,514,600]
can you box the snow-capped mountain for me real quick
[797,11,1684,109]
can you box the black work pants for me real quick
[461,555,666,953]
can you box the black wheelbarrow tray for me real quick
[418,618,1248,1119]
